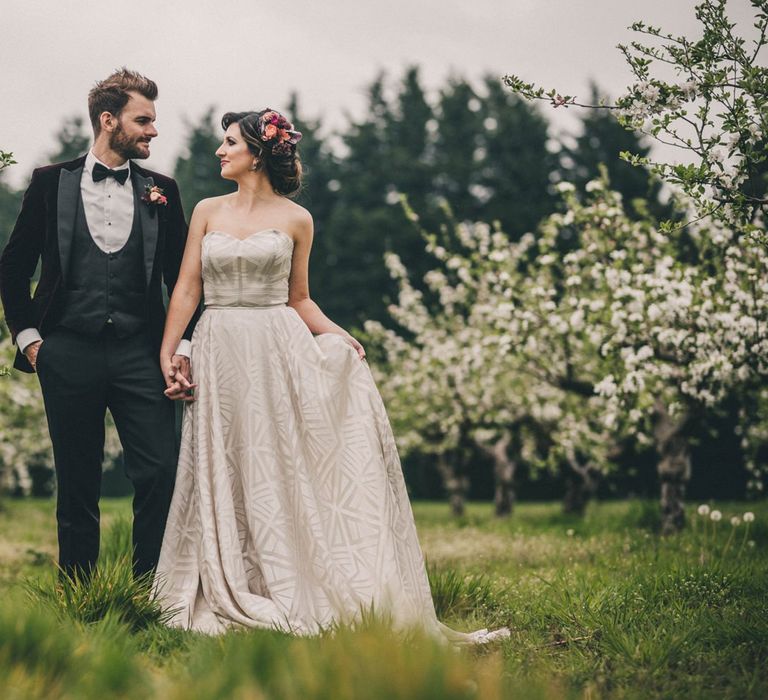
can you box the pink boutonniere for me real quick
[142,184,168,207]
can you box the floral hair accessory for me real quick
[257,109,302,156]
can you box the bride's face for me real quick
[216,124,257,180]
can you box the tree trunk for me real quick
[654,400,691,535]
[562,448,600,516]
[481,432,516,517]
[562,475,593,516]
[436,452,469,517]
[494,457,516,517]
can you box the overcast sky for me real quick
[1,1,760,188]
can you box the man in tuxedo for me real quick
[0,68,197,578]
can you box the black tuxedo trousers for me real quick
[36,324,177,578]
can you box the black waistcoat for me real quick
[58,193,146,337]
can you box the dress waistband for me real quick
[204,302,287,310]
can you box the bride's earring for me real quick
[250,161,259,171]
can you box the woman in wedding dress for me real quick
[153,108,509,644]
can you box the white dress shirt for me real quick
[81,150,135,253]
[18,150,191,357]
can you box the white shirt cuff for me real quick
[17,328,43,353]
[174,339,192,358]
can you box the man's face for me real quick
[109,91,158,160]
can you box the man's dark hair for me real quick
[88,68,158,135]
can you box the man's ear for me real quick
[100,111,117,133]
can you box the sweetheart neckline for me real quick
[204,229,293,244]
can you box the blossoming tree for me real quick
[503,0,767,240]
[366,212,620,518]
[528,178,768,532]
[367,175,768,531]
[0,332,54,494]
[365,223,551,517]
[495,0,768,532]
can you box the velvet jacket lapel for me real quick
[132,167,159,288]
[56,162,85,285]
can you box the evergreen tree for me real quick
[386,67,435,216]
[49,115,90,163]
[320,72,426,328]
[433,78,484,223]
[287,92,337,224]
[333,73,391,212]
[285,93,342,313]
[337,69,436,328]
[173,108,234,216]
[479,78,557,237]
[315,70,561,328]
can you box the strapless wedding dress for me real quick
[154,229,509,643]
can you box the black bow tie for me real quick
[92,162,130,185]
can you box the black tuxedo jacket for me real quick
[0,155,198,373]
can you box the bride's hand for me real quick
[342,334,366,360]
[161,353,197,402]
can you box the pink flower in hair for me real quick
[258,108,303,155]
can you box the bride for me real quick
[153,108,509,644]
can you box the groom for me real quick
[0,68,197,578]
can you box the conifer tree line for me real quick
[0,68,744,503]
[0,68,661,329]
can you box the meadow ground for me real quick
[1,497,766,699]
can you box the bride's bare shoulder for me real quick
[282,201,313,240]
[193,193,234,217]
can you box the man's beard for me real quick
[109,121,149,160]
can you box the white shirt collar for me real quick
[85,150,131,176]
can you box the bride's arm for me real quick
[288,214,366,359]
[160,201,209,398]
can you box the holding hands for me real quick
[162,354,197,401]
[160,335,362,404]
[160,330,362,403]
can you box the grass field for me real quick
[1,497,766,699]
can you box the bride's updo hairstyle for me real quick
[221,109,303,197]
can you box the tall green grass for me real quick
[24,515,174,631]
[0,608,152,699]
[0,605,564,699]
[427,564,507,622]
[163,622,558,700]
[1,499,766,699]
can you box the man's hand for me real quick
[24,340,42,371]
[161,353,196,402]
[172,354,191,384]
